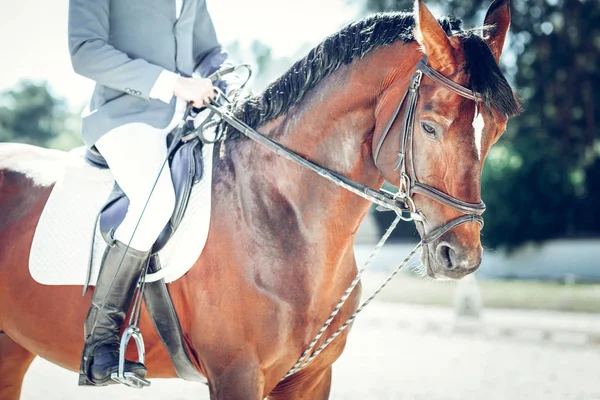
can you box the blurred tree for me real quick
[360,0,600,249]
[250,40,274,74]
[0,81,82,150]
[225,39,276,93]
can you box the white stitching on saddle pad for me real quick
[29,145,213,286]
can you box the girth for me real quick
[373,57,486,244]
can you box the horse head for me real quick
[372,0,521,279]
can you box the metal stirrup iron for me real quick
[111,326,149,388]
[111,259,151,388]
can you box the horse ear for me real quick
[483,0,511,63]
[413,0,454,71]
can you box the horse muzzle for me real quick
[420,224,483,280]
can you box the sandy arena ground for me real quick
[19,302,600,400]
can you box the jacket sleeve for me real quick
[193,0,242,94]
[68,0,166,100]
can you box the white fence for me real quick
[355,215,600,282]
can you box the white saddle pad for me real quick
[29,145,213,286]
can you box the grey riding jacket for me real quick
[68,0,237,147]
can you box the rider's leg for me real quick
[79,125,175,386]
[97,124,176,251]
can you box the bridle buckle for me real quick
[399,172,411,195]
[409,70,423,91]
[393,152,405,171]
[394,172,417,215]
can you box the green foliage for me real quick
[0,81,82,150]
[250,40,273,73]
[364,0,600,249]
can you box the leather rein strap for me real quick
[203,104,423,222]
[205,57,486,243]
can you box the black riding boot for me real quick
[79,240,150,386]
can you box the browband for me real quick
[417,59,480,101]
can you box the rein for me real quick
[203,103,422,222]
[198,57,487,380]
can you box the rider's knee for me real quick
[144,179,176,227]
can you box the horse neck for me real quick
[250,71,380,240]
[238,43,421,240]
[208,43,421,288]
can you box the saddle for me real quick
[73,67,244,387]
[83,118,215,386]
[85,129,204,253]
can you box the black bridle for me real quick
[373,57,486,244]
[200,57,486,245]
[187,59,490,380]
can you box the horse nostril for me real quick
[436,244,457,270]
[448,247,458,269]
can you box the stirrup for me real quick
[110,326,151,388]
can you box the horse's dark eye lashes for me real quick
[421,123,435,134]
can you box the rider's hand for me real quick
[173,77,214,108]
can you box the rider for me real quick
[68,0,240,386]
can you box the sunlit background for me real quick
[1,0,599,399]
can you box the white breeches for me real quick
[95,103,185,251]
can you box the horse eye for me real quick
[421,122,437,138]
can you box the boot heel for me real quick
[78,373,94,386]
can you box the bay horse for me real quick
[0,1,521,398]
